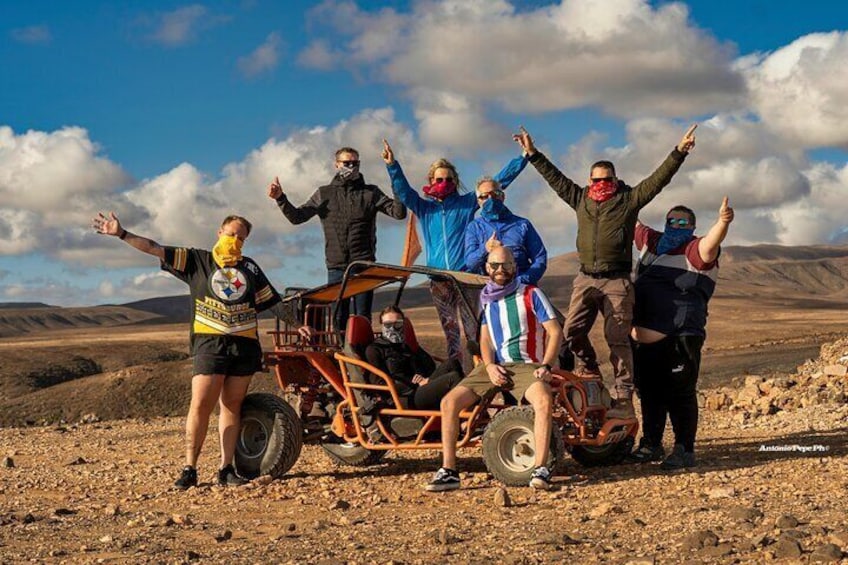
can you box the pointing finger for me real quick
[685,124,698,138]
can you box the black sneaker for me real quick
[626,439,665,463]
[425,467,460,492]
[217,464,248,487]
[660,444,697,470]
[529,466,553,490]
[174,466,197,490]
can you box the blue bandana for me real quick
[481,198,510,221]
[657,227,695,255]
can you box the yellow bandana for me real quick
[212,234,243,267]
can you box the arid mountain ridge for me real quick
[2,244,847,338]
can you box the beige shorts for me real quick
[458,362,544,402]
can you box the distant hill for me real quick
[0,302,51,310]
[0,306,162,338]
[121,295,191,323]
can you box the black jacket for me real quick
[276,173,406,270]
[365,337,436,398]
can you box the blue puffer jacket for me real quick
[386,156,528,271]
[464,213,547,285]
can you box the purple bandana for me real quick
[479,279,519,306]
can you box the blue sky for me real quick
[2,0,847,306]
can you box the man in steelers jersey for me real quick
[92,212,312,489]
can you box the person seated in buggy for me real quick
[365,305,465,410]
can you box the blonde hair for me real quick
[427,158,460,186]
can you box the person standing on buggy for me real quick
[365,306,465,410]
[513,125,697,419]
[91,212,313,489]
[268,146,406,331]
[381,139,528,362]
[464,175,548,284]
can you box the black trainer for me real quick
[217,464,248,486]
[174,466,198,490]
[626,439,666,463]
[660,444,696,470]
[425,467,460,492]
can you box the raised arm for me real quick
[493,153,529,191]
[92,212,165,260]
[632,124,696,210]
[513,127,581,210]
[268,177,322,225]
[519,223,547,285]
[383,139,424,217]
[698,196,734,264]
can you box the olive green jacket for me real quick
[529,149,687,274]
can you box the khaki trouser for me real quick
[564,272,634,399]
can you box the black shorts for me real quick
[191,335,263,377]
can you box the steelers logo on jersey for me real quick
[210,268,248,302]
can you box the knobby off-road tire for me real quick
[482,405,564,487]
[568,435,635,467]
[235,393,303,479]
[320,441,387,467]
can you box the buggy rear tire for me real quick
[482,406,564,487]
[235,393,303,479]
[320,441,387,467]
[568,436,635,467]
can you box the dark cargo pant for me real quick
[564,272,634,399]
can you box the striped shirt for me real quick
[633,224,719,337]
[482,284,557,363]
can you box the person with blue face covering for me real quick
[464,176,547,285]
[628,198,734,470]
[381,139,528,362]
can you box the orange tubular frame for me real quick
[334,352,484,450]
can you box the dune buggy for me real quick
[235,261,638,486]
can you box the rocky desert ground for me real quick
[2,245,848,563]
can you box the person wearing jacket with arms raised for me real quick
[381,139,528,360]
[514,125,697,419]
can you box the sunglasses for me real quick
[433,176,454,183]
[666,218,692,227]
[477,190,504,201]
[338,160,360,167]
[591,176,615,183]
[381,321,404,330]
[487,262,515,272]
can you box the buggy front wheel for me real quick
[235,393,303,479]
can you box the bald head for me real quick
[485,246,517,285]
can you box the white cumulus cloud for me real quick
[744,32,848,149]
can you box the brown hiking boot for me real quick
[606,398,636,419]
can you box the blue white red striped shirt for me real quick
[481,284,557,363]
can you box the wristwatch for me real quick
[541,363,552,372]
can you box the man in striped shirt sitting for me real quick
[426,246,563,492]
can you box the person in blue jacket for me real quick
[464,176,547,285]
[381,139,528,361]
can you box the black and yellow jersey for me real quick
[161,247,282,340]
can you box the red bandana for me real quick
[587,180,617,203]
[422,179,457,200]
